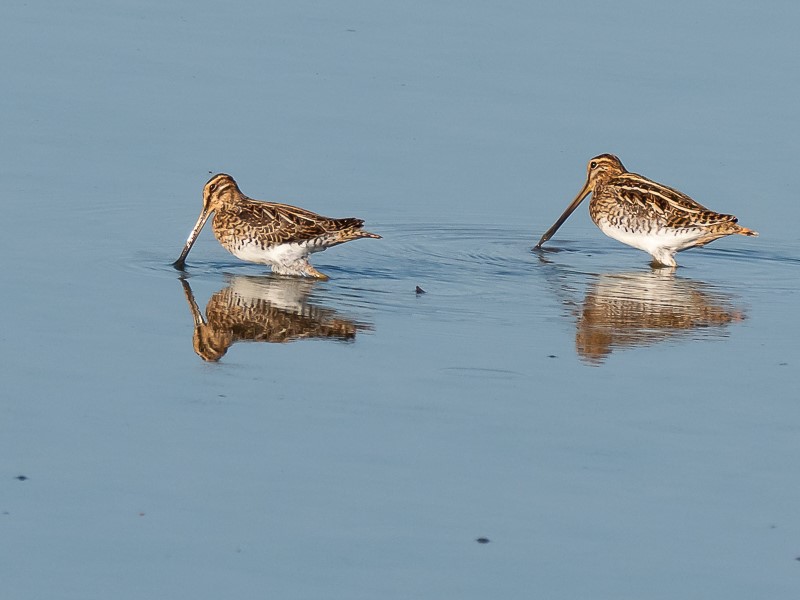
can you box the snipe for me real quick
[534,154,758,267]
[174,174,380,279]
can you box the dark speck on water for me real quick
[415,286,426,294]
[476,537,490,544]
[15,475,28,481]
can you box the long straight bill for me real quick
[173,208,212,270]
[533,180,592,249]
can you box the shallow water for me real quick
[3,1,800,599]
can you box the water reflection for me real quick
[574,270,746,364]
[179,276,372,361]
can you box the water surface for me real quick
[2,1,799,599]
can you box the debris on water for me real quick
[415,286,426,294]
[15,475,28,481]
[548,354,557,359]
[475,537,490,544]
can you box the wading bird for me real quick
[534,154,757,267]
[174,174,380,279]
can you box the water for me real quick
[2,1,800,598]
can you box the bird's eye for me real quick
[209,184,217,193]
[590,161,598,169]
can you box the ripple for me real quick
[110,219,800,365]
[129,222,798,331]
[133,222,538,288]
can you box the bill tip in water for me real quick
[172,258,187,271]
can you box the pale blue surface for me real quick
[2,1,800,598]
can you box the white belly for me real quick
[598,223,700,253]
[597,223,703,267]
[232,240,316,267]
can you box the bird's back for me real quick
[213,196,378,250]
[594,172,741,232]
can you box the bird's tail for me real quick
[331,218,381,241]
[735,225,758,237]
[330,227,381,245]
[353,230,381,240]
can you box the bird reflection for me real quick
[179,275,371,361]
[575,270,745,364]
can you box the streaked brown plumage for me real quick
[535,154,758,267]
[179,276,371,361]
[174,173,380,279]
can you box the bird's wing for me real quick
[235,199,364,244]
[608,173,738,229]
